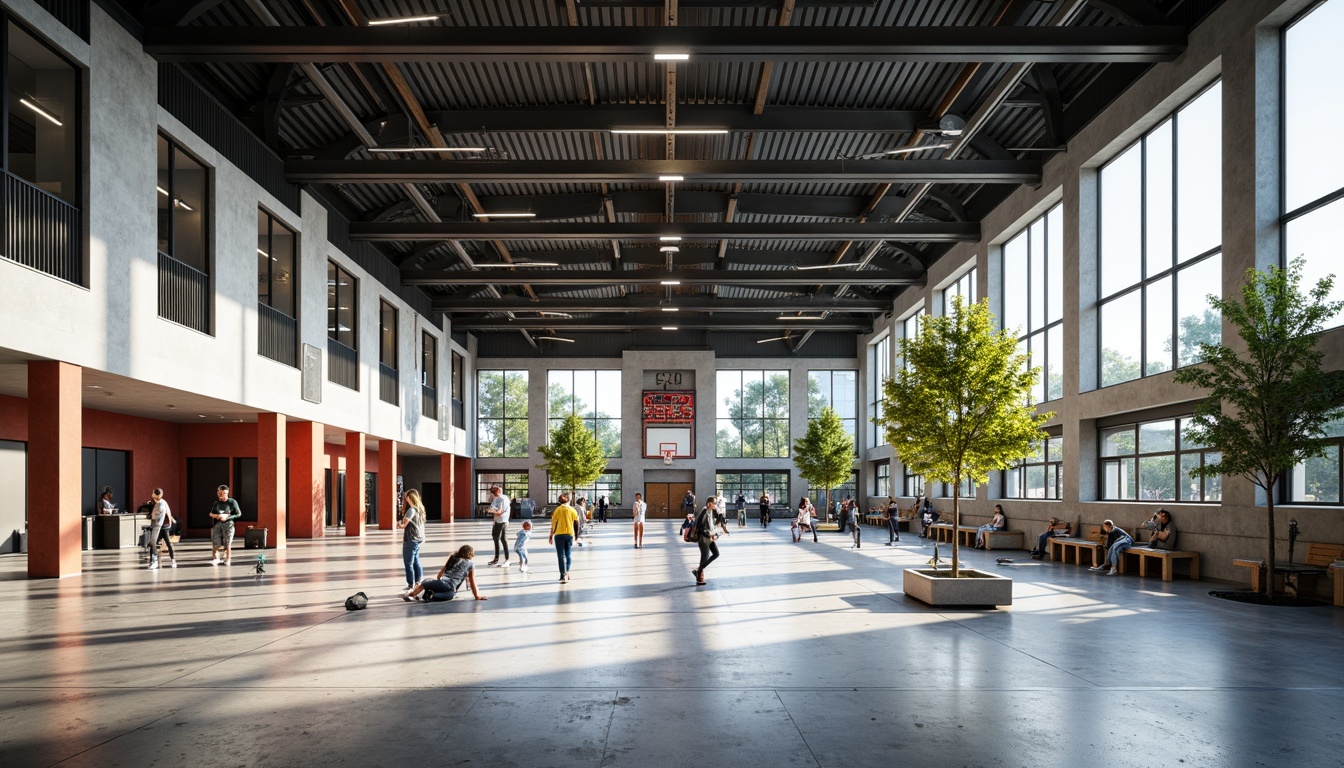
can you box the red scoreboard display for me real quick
[642,391,695,423]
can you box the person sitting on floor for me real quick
[1030,517,1071,559]
[405,545,486,602]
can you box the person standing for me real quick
[631,492,647,549]
[514,521,532,573]
[848,502,863,549]
[397,489,426,593]
[597,495,609,523]
[682,490,695,518]
[145,488,176,569]
[549,493,580,582]
[758,492,771,527]
[486,484,511,567]
[885,497,901,545]
[209,485,242,565]
[735,493,747,527]
[692,497,721,586]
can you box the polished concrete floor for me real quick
[2,519,1343,768]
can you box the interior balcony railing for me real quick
[378,363,398,405]
[258,303,297,367]
[157,251,209,333]
[422,385,438,421]
[327,337,359,390]
[3,171,81,285]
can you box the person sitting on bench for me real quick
[919,498,939,538]
[1137,508,1178,550]
[1030,517,1071,559]
[974,504,1006,549]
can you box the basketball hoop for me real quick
[661,449,675,465]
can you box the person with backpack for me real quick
[404,545,485,602]
[691,497,721,586]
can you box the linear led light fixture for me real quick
[779,315,825,321]
[659,246,679,253]
[20,97,62,126]
[538,311,572,318]
[369,146,487,153]
[535,336,576,343]
[367,14,442,26]
[658,175,684,182]
[794,262,860,271]
[756,336,789,344]
[660,280,681,286]
[491,261,559,268]
[155,185,193,211]
[846,142,953,161]
[659,236,682,242]
[661,326,679,331]
[653,52,690,61]
[660,307,679,312]
[472,212,536,218]
[611,128,729,135]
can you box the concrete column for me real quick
[345,431,365,537]
[455,455,473,521]
[28,361,81,579]
[441,453,456,521]
[286,421,324,538]
[378,439,397,530]
[257,413,286,549]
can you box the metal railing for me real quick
[3,171,81,285]
[379,363,398,405]
[451,398,464,428]
[258,303,297,367]
[422,385,438,420]
[157,251,209,333]
[327,338,359,390]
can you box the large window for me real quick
[716,472,789,508]
[1005,435,1063,499]
[377,300,397,405]
[477,472,529,505]
[257,209,297,366]
[808,370,858,449]
[478,370,529,458]
[1098,83,1222,387]
[868,335,891,448]
[451,351,464,427]
[941,267,977,314]
[716,370,790,458]
[1003,204,1064,403]
[811,472,858,516]
[548,370,621,457]
[1285,0,1344,328]
[1289,418,1343,504]
[874,461,890,498]
[156,133,210,332]
[421,331,438,419]
[1099,417,1222,502]
[902,464,924,498]
[549,472,621,507]
[326,262,358,390]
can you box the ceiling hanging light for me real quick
[658,175,684,182]
[756,336,790,344]
[653,52,690,61]
[535,336,576,343]
[369,146,488,153]
[794,262,860,271]
[610,128,728,135]
[778,315,825,321]
[367,14,443,26]
[472,212,536,218]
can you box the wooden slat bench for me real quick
[1233,543,1344,597]
[928,522,976,547]
[1120,547,1200,581]
[1050,536,1102,567]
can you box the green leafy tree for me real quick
[793,407,855,523]
[478,370,529,457]
[876,297,1053,577]
[1175,307,1222,367]
[1173,260,1344,599]
[717,373,790,457]
[548,382,621,457]
[537,414,608,501]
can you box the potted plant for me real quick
[876,296,1052,607]
[793,406,855,529]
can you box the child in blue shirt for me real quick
[514,521,532,573]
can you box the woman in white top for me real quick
[631,492,647,548]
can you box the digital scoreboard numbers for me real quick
[642,391,695,423]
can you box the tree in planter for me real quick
[537,414,608,504]
[876,296,1052,577]
[793,407,855,525]
[1173,259,1344,600]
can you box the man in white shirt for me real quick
[487,485,511,567]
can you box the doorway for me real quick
[644,482,694,519]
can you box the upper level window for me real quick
[941,268,977,316]
[156,134,207,273]
[867,335,891,448]
[257,209,296,318]
[451,350,464,427]
[378,300,396,370]
[421,332,439,420]
[6,20,80,210]
[808,370,858,449]
[326,262,357,349]
[1003,204,1064,403]
[478,370,529,458]
[874,461,890,498]
[716,370,789,458]
[548,369,621,457]
[1099,417,1221,502]
[899,312,920,371]
[1284,0,1344,328]
[1098,83,1222,387]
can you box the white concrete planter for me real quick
[903,567,1013,607]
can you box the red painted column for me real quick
[441,453,455,522]
[28,361,81,579]
[455,455,473,521]
[345,431,365,537]
[378,439,397,530]
[257,413,286,549]
[286,421,324,538]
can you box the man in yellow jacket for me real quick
[549,493,580,583]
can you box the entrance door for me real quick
[644,482,693,519]
[422,483,442,521]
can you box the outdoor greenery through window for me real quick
[716,370,790,458]
[548,472,621,507]
[478,370,529,458]
[1098,82,1222,387]
[808,370,858,449]
[477,472,528,505]
[1284,0,1344,329]
[1002,204,1064,403]
[716,472,789,507]
[868,335,890,448]
[1005,435,1063,499]
[1289,417,1344,504]
[811,472,858,516]
[903,465,923,497]
[941,267,977,314]
[1099,417,1222,501]
[548,370,621,457]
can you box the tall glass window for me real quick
[1099,417,1221,502]
[478,370,529,458]
[549,472,622,507]
[477,472,529,505]
[156,135,207,273]
[867,335,891,448]
[1289,417,1344,504]
[941,267,977,315]
[716,370,790,458]
[257,210,296,317]
[421,331,438,420]
[903,465,924,497]
[716,472,789,508]
[1002,204,1064,403]
[326,262,357,349]
[1285,0,1344,328]
[874,462,890,498]
[548,370,621,457]
[808,370,858,449]
[1098,83,1222,387]
[1005,435,1063,499]
[378,301,396,370]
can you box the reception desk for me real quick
[95,514,141,549]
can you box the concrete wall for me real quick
[857,0,1344,588]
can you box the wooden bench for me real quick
[1120,546,1200,581]
[984,530,1025,551]
[1233,543,1344,597]
[1050,526,1103,567]
[928,522,976,546]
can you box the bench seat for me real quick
[927,522,976,546]
[1233,543,1343,597]
[984,530,1025,551]
[1049,537,1101,567]
[1121,547,1200,581]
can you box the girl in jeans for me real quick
[406,545,485,602]
[1090,519,1133,576]
[397,489,426,594]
